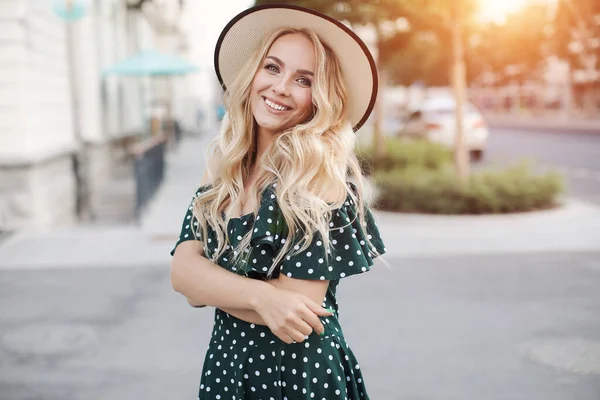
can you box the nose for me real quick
[272,75,290,96]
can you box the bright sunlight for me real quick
[478,0,529,23]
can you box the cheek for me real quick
[251,71,268,92]
[296,92,313,116]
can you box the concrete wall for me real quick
[0,0,77,230]
[0,0,151,231]
[0,0,75,162]
[0,0,194,231]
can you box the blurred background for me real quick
[0,0,249,231]
[0,1,599,399]
[1,0,600,231]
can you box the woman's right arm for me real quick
[171,162,266,310]
[170,242,330,343]
[170,163,330,342]
[171,240,270,311]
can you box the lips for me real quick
[263,96,291,111]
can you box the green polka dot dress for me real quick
[171,182,387,400]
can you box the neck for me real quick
[255,125,277,161]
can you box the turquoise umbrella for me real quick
[102,50,199,140]
[102,50,199,76]
[52,0,89,22]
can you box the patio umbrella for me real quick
[102,50,199,139]
[102,50,199,76]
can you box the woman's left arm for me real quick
[213,276,329,326]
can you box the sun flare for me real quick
[478,0,527,23]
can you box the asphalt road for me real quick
[483,127,600,204]
[1,253,599,400]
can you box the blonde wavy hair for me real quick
[193,28,375,275]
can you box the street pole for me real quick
[451,1,469,182]
[372,22,385,158]
[64,1,89,220]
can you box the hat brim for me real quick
[214,4,378,133]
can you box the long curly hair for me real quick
[193,28,375,275]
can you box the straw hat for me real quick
[214,4,378,132]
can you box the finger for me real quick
[300,302,327,333]
[292,318,313,337]
[285,328,307,344]
[302,310,325,335]
[305,300,334,317]
[281,335,294,344]
[274,330,294,344]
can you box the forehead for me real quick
[267,33,316,69]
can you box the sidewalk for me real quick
[1,135,600,270]
[484,112,600,132]
[0,134,215,270]
[141,134,215,239]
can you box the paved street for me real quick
[483,127,600,204]
[1,253,599,400]
[1,134,599,400]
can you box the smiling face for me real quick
[250,33,316,137]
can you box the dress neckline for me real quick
[229,211,254,221]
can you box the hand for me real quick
[252,285,332,344]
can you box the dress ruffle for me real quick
[245,182,386,281]
[170,182,386,399]
[172,182,386,281]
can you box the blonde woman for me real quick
[170,5,386,399]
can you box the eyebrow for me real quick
[266,56,314,76]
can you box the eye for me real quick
[265,63,279,73]
[297,77,312,87]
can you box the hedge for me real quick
[357,140,452,175]
[373,162,565,214]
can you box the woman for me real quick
[170,4,386,399]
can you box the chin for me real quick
[255,116,289,133]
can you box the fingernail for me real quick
[319,330,325,336]
[325,308,335,313]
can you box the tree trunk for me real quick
[583,83,596,117]
[563,65,574,118]
[451,3,469,182]
[372,22,385,158]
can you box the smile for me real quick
[263,97,291,111]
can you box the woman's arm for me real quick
[171,241,330,343]
[217,276,330,326]
[172,241,266,308]
[172,163,331,342]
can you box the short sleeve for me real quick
[278,191,386,281]
[170,185,210,256]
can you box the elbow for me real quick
[170,257,185,294]
[170,254,207,308]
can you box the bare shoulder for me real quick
[200,154,220,185]
[318,181,350,204]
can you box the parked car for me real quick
[399,97,489,161]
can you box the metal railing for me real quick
[130,135,167,222]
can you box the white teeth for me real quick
[264,98,288,111]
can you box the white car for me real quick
[400,97,489,161]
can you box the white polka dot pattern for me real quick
[197,310,370,399]
[170,183,386,399]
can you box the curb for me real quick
[484,116,600,133]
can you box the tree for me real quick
[385,32,450,87]
[254,0,415,158]
[390,0,479,180]
[253,0,482,180]
[470,5,549,81]
[551,0,600,115]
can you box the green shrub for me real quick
[357,139,452,175]
[373,162,565,214]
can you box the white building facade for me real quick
[0,0,190,231]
